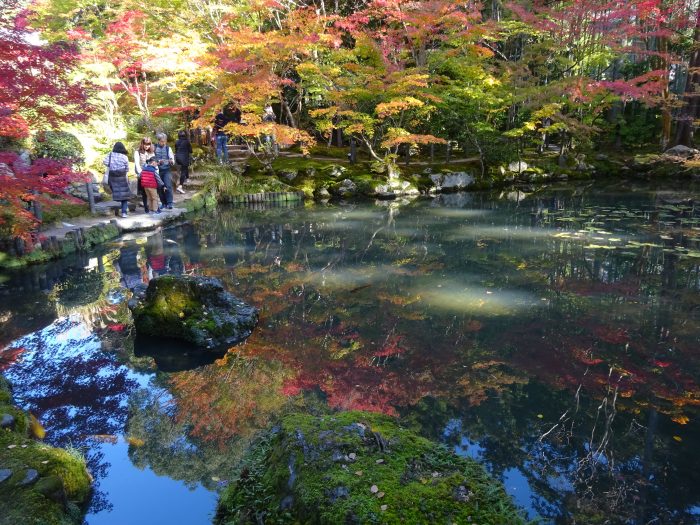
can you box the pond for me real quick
[1,179,700,524]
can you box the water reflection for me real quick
[1,181,700,524]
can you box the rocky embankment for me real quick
[0,376,92,525]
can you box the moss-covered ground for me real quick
[0,376,92,525]
[216,410,526,525]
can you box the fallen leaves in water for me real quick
[673,435,683,442]
[126,436,145,447]
[672,415,690,425]
[465,320,483,332]
[28,414,45,440]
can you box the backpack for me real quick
[155,144,172,167]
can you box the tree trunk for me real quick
[280,95,296,128]
[674,6,700,147]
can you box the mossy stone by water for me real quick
[0,376,91,525]
[131,275,259,350]
[216,411,525,525]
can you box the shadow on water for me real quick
[134,334,226,372]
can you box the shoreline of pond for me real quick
[2,151,698,270]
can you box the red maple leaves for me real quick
[0,0,90,138]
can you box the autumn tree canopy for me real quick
[21,0,700,155]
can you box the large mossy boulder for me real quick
[0,376,92,525]
[130,275,258,350]
[216,411,525,525]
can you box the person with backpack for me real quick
[134,137,155,212]
[175,130,192,194]
[103,142,132,218]
[213,108,230,164]
[154,133,175,209]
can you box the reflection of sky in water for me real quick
[4,317,217,525]
[446,419,555,522]
[85,440,217,525]
[446,224,560,241]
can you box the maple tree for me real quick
[0,152,90,247]
[0,0,89,138]
[502,0,691,150]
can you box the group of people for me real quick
[103,131,192,218]
[103,103,279,217]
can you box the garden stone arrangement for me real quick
[129,275,259,351]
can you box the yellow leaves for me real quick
[672,415,690,425]
[381,130,447,149]
[673,435,683,442]
[375,97,425,118]
[28,414,45,440]
[309,107,339,119]
[127,436,145,447]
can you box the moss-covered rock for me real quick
[0,376,91,525]
[216,411,525,525]
[130,275,259,350]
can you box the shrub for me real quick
[33,131,85,165]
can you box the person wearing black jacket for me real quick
[213,109,229,164]
[175,130,193,194]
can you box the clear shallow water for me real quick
[2,180,700,524]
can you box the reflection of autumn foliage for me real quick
[498,313,700,421]
[169,353,290,446]
[236,313,528,418]
[556,278,641,297]
[171,200,700,452]
[0,346,25,371]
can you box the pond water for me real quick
[2,179,700,524]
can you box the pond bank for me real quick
[0,376,92,525]
[3,149,698,269]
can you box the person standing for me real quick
[154,133,175,209]
[262,104,276,123]
[140,157,164,214]
[213,108,229,164]
[262,104,276,151]
[103,142,132,218]
[134,137,154,212]
[175,130,192,194]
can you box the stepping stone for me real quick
[0,469,12,484]
[20,469,39,486]
[0,414,15,430]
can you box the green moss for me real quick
[82,224,120,250]
[0,249,52,269]
[0,377,91,525]
[131,275,258,349]
[217,411,525,525]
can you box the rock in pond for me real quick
[0,413,15,430]
[215,411,525,525]
[429,171,475,192]
[130,275,259,351]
